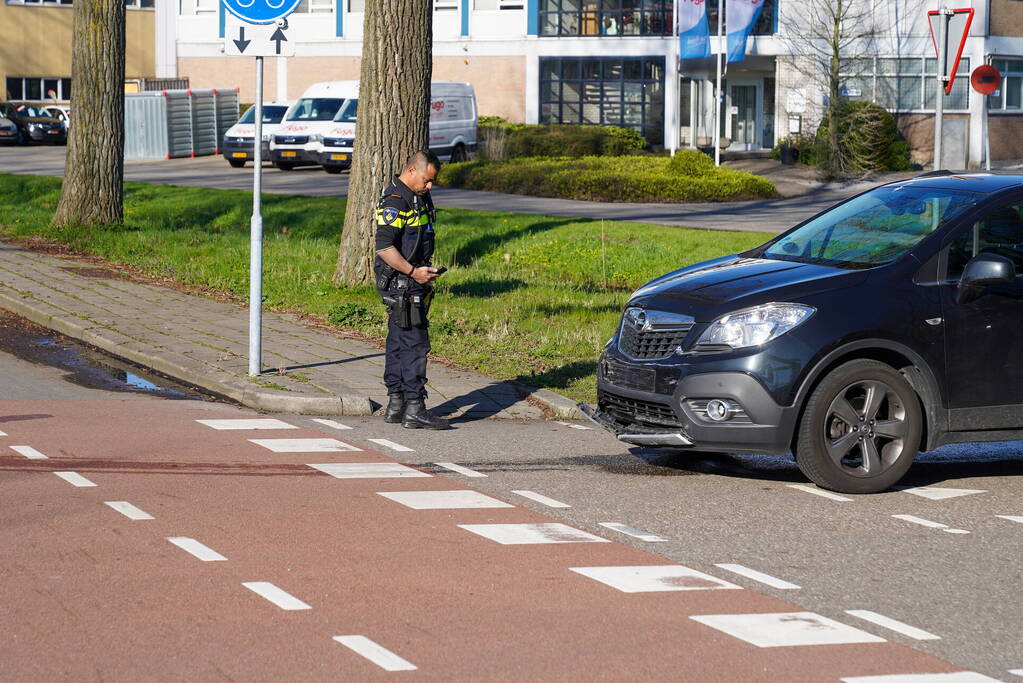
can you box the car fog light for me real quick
[705,399,733,422]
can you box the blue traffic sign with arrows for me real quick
[223,0,302,25]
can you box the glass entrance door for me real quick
[730,84,757,147]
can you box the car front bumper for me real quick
[271,146,319,163]
[29,129,65,143]
[318,148,352,166]
[223,139,270,160]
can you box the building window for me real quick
[5,76,71,101]
[989,59,1023,112]
[349,0,364,10]
[539,1,675,37]
[179,0,216,14]
[706,0,776,36]
[539,56,664,144]
[295,0,334,12]
[840,56,971,112]
[434,0,458,9]
[6,0,73,5]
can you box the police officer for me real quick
[374,150,450,430]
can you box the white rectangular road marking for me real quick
[997,515,1023,524]
[459,523,610,545]
[367,438,414,453]
[434,462,487,478]
[512,490,570,508]
[599,522,667,543]
[788,484,853,502]
[842,673,1003,682]
[196,419,298,430]
[242,582,311,610]
[571,565,742,593]
[250,438,361,453]
[898,486,987,500]
[892,514,971,535]
[715,563,800,590]
[845,610,939,640]
[377,490,513,510]
[10,445,47,460]
[312,418,353,431]
[0,429,7,436]
[1008,670,1023,677]
[167,537,228,562]
[691,612,886,648]
[54,471,96,487]
[308,463,430,479]
[104,501,154,521]
[333,635,417,672]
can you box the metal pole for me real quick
[669,0,679,155]
[933,9,948,171]
[984,96,991,170]
[249,56,264,377]
[714,0,723,167]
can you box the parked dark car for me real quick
[0,113,17,144]
[583,171,1023,494]
[0,102,66,144]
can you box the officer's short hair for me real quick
[407,150,441,174]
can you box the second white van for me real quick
[270,81,357,171]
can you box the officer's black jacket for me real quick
[374,176,436,275]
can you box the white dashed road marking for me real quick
[892,514,970,534]
[598,522,667,542]
[845,610,940,640]
[242,582,312,610]
[250,438,362,453]
[787,484,853,502]
[459,523,610,545]
[714,564,801,590]
[377,490,513,510]
[512,490,570,508]
[333,636,417,672]
[1008,670,1023,677]
[841,673,1004,682]
[54,471,96,487]
[167,537,228,562]
[367,438,414,452]
[196,419,298,430]
[997,515,1023,524]
[434,462,487,478]
[104,501,154,521]
[898,486,987,500]
[10,445,47,460]
[691,612,886,647]
[570,565,742,593]
[312,418,353,431]
[0,430,6,436]
[309,463,431,479]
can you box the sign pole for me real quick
[984,98,991,170]
[714,1,723,167]
[248,55,264,377]
[933,8,949,171]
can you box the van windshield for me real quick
[333,99,357,123]
[760,185,980,268]
[238,105,289,124]
[285,98,344,122]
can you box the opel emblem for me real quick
[625,307,647,330]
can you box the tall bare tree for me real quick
[334,0,433,287]
[52,0,126,227]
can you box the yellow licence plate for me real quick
[232,152,247,158]
[330,153,348,161]
[281,151,297,158]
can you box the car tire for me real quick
[18,129,30,146]
[228,159,246,168]
[795,359,922,494]
[450,144,467,163]
[322,165,343,174]
[277,162,295,171]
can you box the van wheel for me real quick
[322,165,343,174]
[795,359,921,494]
[450,144,467,163]
[277,162,295,171]
[228,159,246,168]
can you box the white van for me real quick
[270,80,357,170]
[222,101,291,168]
[317,81,478,174]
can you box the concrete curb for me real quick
[515,383,586,420]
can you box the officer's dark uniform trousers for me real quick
[374,177,436,400]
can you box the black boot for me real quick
[402,399,451,430]
[384,393,406,424]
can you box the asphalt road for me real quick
[0,145,864,234]
[2,314,1021,679]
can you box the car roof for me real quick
[893,171,1023,193]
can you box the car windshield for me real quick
[237,105,289,125]
[16,106,50,118]
[333,99,357,123]
[760,185,981,268]
[285,98,344,122]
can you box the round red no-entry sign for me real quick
[971,65,1002,95]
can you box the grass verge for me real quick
[0,173,773,402]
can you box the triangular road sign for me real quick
[928,8,974,94]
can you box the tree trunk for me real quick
[826,0,843,179]
[52,0,126,227]
[333,0,433,287]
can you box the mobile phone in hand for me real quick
[433,266,448,275]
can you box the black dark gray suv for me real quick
[0,102,66,144]
[583,172,1023,494]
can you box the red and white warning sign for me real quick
[927,8,974,94]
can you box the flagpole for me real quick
[714,0,724,167]
[670,0,680,155]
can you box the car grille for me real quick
[227,136,251,143]
[600,390,681,428]
[616,307,694,360]
[323,137,353,147]
[274,135,308,145]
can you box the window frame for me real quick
[839,55,972,113]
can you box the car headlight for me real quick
[694,303,814,351]
[308,134,322,143]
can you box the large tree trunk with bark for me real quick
[333,0,432,287]
[52,0,126,227]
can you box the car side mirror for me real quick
[956,253,1016,304]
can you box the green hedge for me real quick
[439,151,778,203]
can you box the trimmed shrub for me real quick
[437,156,777,203]
[813,101,912,174]
[668,149,715,175]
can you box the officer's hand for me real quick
[411,266,441,284]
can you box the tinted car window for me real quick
[237,105,289,124]
[764,186,979,268]
[284,98,344,122]
[15,105,50,118]
[333,99,357,122]
[948,201,1023,279]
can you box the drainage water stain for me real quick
[0,311,213,400]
